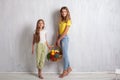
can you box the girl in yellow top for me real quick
[32,19,52,79]
[55,6,72,78]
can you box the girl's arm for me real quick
[59,26,69,41]
[59,19,71,40]
[54,31,59,46]
[57,26,69,47]
[46,41,50,49]
[45,33,52,49]
[32,44,34,54]
[32,34,35,54]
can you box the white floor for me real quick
[0,72,118,80]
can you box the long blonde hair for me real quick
[60,6,71,22]
[33,19,45,44]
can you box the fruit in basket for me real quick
[55,50,59,53]
[51,50,55,55]
[47,52,50,60]
[54,53,59,58]
[50,55,54,60]
[51,50,54,53]
[53,58,57,61]
[47,47,62,62]
[51,52,55,55]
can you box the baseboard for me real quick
[116,69,120,74]
[0,72,116,79]
[0,71,115,74]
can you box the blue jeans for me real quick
[60,35,70,70]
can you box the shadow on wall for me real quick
[18,24,36,72]
[44,9,64,73]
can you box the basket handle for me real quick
[48,45,61,51]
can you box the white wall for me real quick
[0,0,120,72]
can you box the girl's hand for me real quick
[54,41,57,47]
[32,49,34,55]
[57,39,61,47]
[48,45,54,50]
[32,46,34,55]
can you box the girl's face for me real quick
[38,21,44,29]
[61,9,68,17]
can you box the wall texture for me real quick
[0,0,120,72]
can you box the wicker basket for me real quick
[47,47,62,62]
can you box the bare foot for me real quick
[67,67,72,75]
[38,75,44,79]
[38,69,44,79]
[59,70,68,78]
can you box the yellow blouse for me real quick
[59,20,71,35]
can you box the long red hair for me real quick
[33,19,45,44]
[60,6,71,22]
